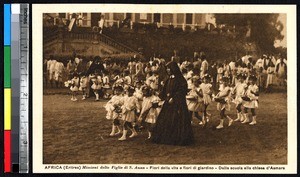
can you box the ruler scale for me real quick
[19,4,30,173]
[11,4,21,173]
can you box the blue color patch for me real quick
[4,4,11,45]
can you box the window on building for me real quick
[91,13,101,27]
[126,13,132,19]
[154,13,161,23]
[59,13,66,18]
[140,13,147,20]
[82,13,88,26]
[186,13,193,24]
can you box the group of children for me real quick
[100,74,259,141]
[62,55,264,140]
[185,71,259,130]
[104,84,162,141]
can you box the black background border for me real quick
[0,0,299,176]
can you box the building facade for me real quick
[47,13,215,30]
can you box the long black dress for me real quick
[152,62,194,146]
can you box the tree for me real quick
[215,14,284,53]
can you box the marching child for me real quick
[216,63,224,88]
[79,72,88,100]
[104,86,124,136]
[213,76,233,129]
[123,70,132,89]
[242,75,259,125]
[69,72,80,101]
[133,81,144,131]
[102,70,111,99]
[146,71,159,91]
[199,74,213,124]
[186,76,203,124]
[231,73,247,122]
[118,86,141,141]
[90,69,102,101]
[138,86,162,140]
[111,69,121,88]
[133,80,144,107]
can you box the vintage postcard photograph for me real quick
[32,4,297,173]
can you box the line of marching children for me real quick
[186,72,259,130]
[99,72,259,141]
[104,84,162,141]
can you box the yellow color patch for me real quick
[4,88,11,130]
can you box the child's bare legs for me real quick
[82,88,86,100]
[216,108,233,129]
[146,123,154,140]
[94,90,99,101]
[110,119,122,136]
[242,107,250,123]
[118,121,137,141]
[203,104,210,122]
[249,108,257,125]
[72,91,77,101]
[234,103,244,122]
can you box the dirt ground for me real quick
[43,89,287,164]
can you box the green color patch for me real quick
[4,46,11,88]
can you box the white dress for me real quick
[186,86,203,112]
[232,82,247,105]
[200,83,212,105]
[217,67,224,83]
[104,95,124,120]
[134,87,144,107]
[121,95,141,122]
[140,95,161,124]
[54,62,64,82]
[70,78,80,92]
[243,84,259,109]
[200,60,208,78]
[91,75,102,90]
[102,76,110,89]
[216,86,231,111]
[266,66,275,87]
[79,76,88,91]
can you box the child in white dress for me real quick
[123,70,132,89]
[133,81,144,108]
[242,75,259,125]
[231,73,247,122]
[90,70,102,101]
[146,71,159,91]
[186,76,203,124]
[67,72,80,101]
[138,86,162,140]
[118,86,141,141]
[79,72,88,100]
[199,74,213,124]
[102,70,111,99]
[213,76,233,129]
[104,86,124,136]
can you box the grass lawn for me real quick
[43,90,287,164]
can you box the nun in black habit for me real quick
[152,61,194,146]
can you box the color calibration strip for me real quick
[4,3,12,173]
[4,4,30,173]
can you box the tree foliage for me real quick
[215,14,284,53]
